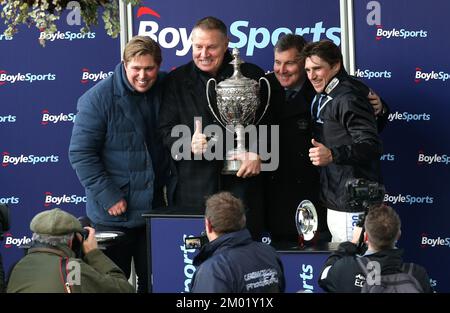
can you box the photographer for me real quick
[7,208,134,293]
[318,204,432,293]
[190,192,285,293]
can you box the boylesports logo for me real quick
[81,68,113,84]
[0,70,56,86]
[3,233,32,249]
[2,152,59,167]
[414,67,450,83]
[136,6,340,57]
[417,151,450,166]
[388,111,431,122]
[375,25,427,40]
[384,193,433,205]
[44,192,87,207]
[0,196,20,205]
[38,30,95,42]
[380,153,395,161]
[354,68,391,80]
[41,109,76,125]
[420,234,450,249]
[0,115,17,123]
[300,264,314,293]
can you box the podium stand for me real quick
[143,210,337,293]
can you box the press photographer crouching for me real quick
[7,208,134,293]
[189,192,285,293]
[0,204,10,293]
[318,204,433,293]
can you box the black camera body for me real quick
[346,178,385,214]
[346,178,385,253]
[184,231,208,250]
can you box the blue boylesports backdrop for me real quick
[0,0,449,292]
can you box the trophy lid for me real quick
[217,48,258,89]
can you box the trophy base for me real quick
[297,231,320,249]
[221,160,242,175]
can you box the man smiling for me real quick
[159,17,267,239]
[302,40,382,243]
[69,36,170,293]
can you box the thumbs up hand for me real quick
[191,119,207,155]
[309,138,333,166]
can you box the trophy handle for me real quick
[254,76,271,125]
[206,78,228,130]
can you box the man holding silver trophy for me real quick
[159,16,271,239]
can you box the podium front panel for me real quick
[147,215,331,293]
[150,216,203,293]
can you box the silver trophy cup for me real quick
[206,48,271,174]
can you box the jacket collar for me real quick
[28,242,76,258]
[321,67,350,97]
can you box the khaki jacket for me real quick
[7,244,134,293]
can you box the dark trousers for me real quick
[94,224,148,293]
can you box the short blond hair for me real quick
[123,36,162,65]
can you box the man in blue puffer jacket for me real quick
[69,36,171,293]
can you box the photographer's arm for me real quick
[76,227,135,293]
[318,241,359,292]
[351,226,364,245]
[81,227,98,255]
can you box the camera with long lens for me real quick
[0,205,10,241]
[184,231,208,250]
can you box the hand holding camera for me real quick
[81,227,98,255]
[74,227,98,257]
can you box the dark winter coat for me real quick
[69,63,171,228]
[190,229,285,293]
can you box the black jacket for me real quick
[159,51,266,237]
[318,241,433,293]
[348,76,390,132]
[190,229,285,293]
[263,74,326,241]
[313,69,383,212]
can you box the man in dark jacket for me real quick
[318,204,433,293]
[302,40,383,242]
[159,17,266,239]
[7,208,134,293]
[190,192,285,293]
[265,34,388,243]
[69,36,170,292]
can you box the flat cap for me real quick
[30,208,83,235]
